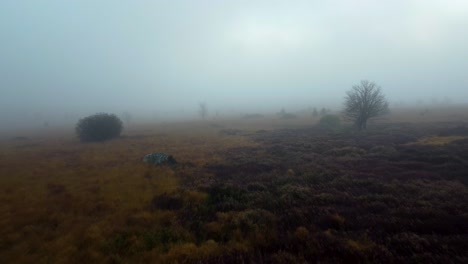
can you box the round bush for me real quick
[318,114,341,130]
[75,113,123,142]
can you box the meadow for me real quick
[1,107,467,263]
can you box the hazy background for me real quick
[1,0,467,131]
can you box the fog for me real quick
[1,0,468,132]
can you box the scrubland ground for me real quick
[1,107,468,263]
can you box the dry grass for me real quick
[1,106,467,263]
[410,136,467,146]
[0,120,259,263]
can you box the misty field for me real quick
[1,108,468,263]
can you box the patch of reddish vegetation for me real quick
[174,122,468,263]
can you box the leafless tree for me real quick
[199,102,208,120]
[122,111,132,125]
[344,80,389,130]
[320,107,328,116]
[312,108,318,117]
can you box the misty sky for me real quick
[1,0,468,127]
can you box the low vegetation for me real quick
[75,113,123,142]
[318,114,342,131]
[1,111,467,263]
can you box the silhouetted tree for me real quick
[279,108,286,116]
[277,108,296,119]
[320,108,327,116]
[344,80,389,130]
[199,102,208,120]
[312,108,318,117]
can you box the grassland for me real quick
[1,107,467,263]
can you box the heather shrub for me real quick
[75,113,123,142]
[326,146,366,157]
[369,145,398,157]
[318,114,341,130]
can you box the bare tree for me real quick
[122,111,132,125]
[312,107,318,117]
[344,80,389,130]
[199,102,208,120]
[320,107,327,116]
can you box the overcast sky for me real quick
[1,0,467,127]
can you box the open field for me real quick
[1,107,468,263]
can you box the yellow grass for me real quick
[0,120,258,263]
[410,136,466,146]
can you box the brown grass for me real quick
[0,121,259,263]
[409,136,467,146]
[1,106,467,263]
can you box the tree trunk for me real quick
[356,117,367,130]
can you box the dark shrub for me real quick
[46,183,66,195]
[369,145,397,157]
[75,113,123,142]
[325,146,366,157]
[206,185,248,212]
[151,193,183,211]
[318,115,341,130]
